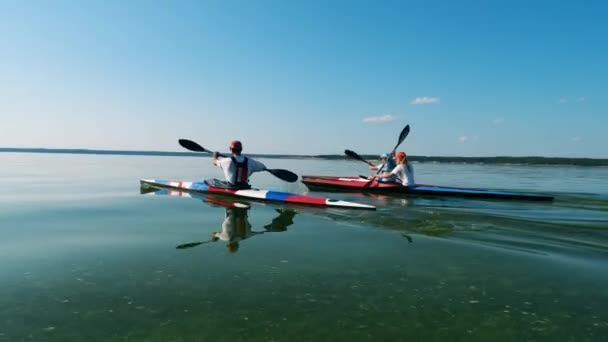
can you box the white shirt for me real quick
[391,163,415,187]
[216,155,266,184]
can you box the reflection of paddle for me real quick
[178,139,298,183]
[264,209,297,232]
[363,125,410,189]
[402,233,413,243]
[176,240,214,249]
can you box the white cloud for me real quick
[410,97,439,105]
[362,114,398,123]
[493,118,505,125]
[458,135,478,143]
[571,137,582,142]
[558,97,587,104]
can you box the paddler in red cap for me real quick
[372,151,416,187]
[211,140,267,189]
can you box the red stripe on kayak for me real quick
[283,195,327,205]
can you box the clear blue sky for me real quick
[1,0,606,157]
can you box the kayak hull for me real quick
[301,175,554,201]
[140,179,376,210]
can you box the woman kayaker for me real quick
[372,151,415,187]
[211,140,267,189]
[369,152,397,172]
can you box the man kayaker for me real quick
[369,153,397,172]
[372,151,415,187]
[211,140,267,189]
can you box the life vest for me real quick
[231,156,250,189]
[386,158,397,171]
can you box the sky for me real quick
[1,0,606,157]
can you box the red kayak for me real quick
[301,175,554,201]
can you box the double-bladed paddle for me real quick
[178,139,298,183]
[359,124,410,189]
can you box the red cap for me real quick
[395,152,406,159]
[229,140,242,150]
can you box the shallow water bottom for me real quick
[2,206,607,341]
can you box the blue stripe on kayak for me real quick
[414,185,520,196]
[264,191,291,201]
[190,182,209,191]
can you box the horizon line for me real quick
[1,147,607,163]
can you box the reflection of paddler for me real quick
[264,209,297,232]
[177,207,298,252]
[211,207,262,253]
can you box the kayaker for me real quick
[369,153,397,172]
[211,140,267,189]
[372,151,415,187]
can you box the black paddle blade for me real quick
[178,139,209,153]
[395,125,410,149]
[266,169,298,183]
[345,149,373,166]
[345,149,364,161]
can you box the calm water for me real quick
[1,153,608,341]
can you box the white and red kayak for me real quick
[140,179,376,210]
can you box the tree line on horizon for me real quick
[2,147,607,166]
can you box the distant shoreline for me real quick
[2,147,607,166]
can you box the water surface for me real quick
[1,153,607,341]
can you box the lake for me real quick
[1,152,607,341]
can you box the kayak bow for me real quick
[140,179,376,210]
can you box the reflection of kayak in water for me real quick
[140,186,250,208]
[301,175,554,201]
[142,184,299,253]
[140,179,376,210]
